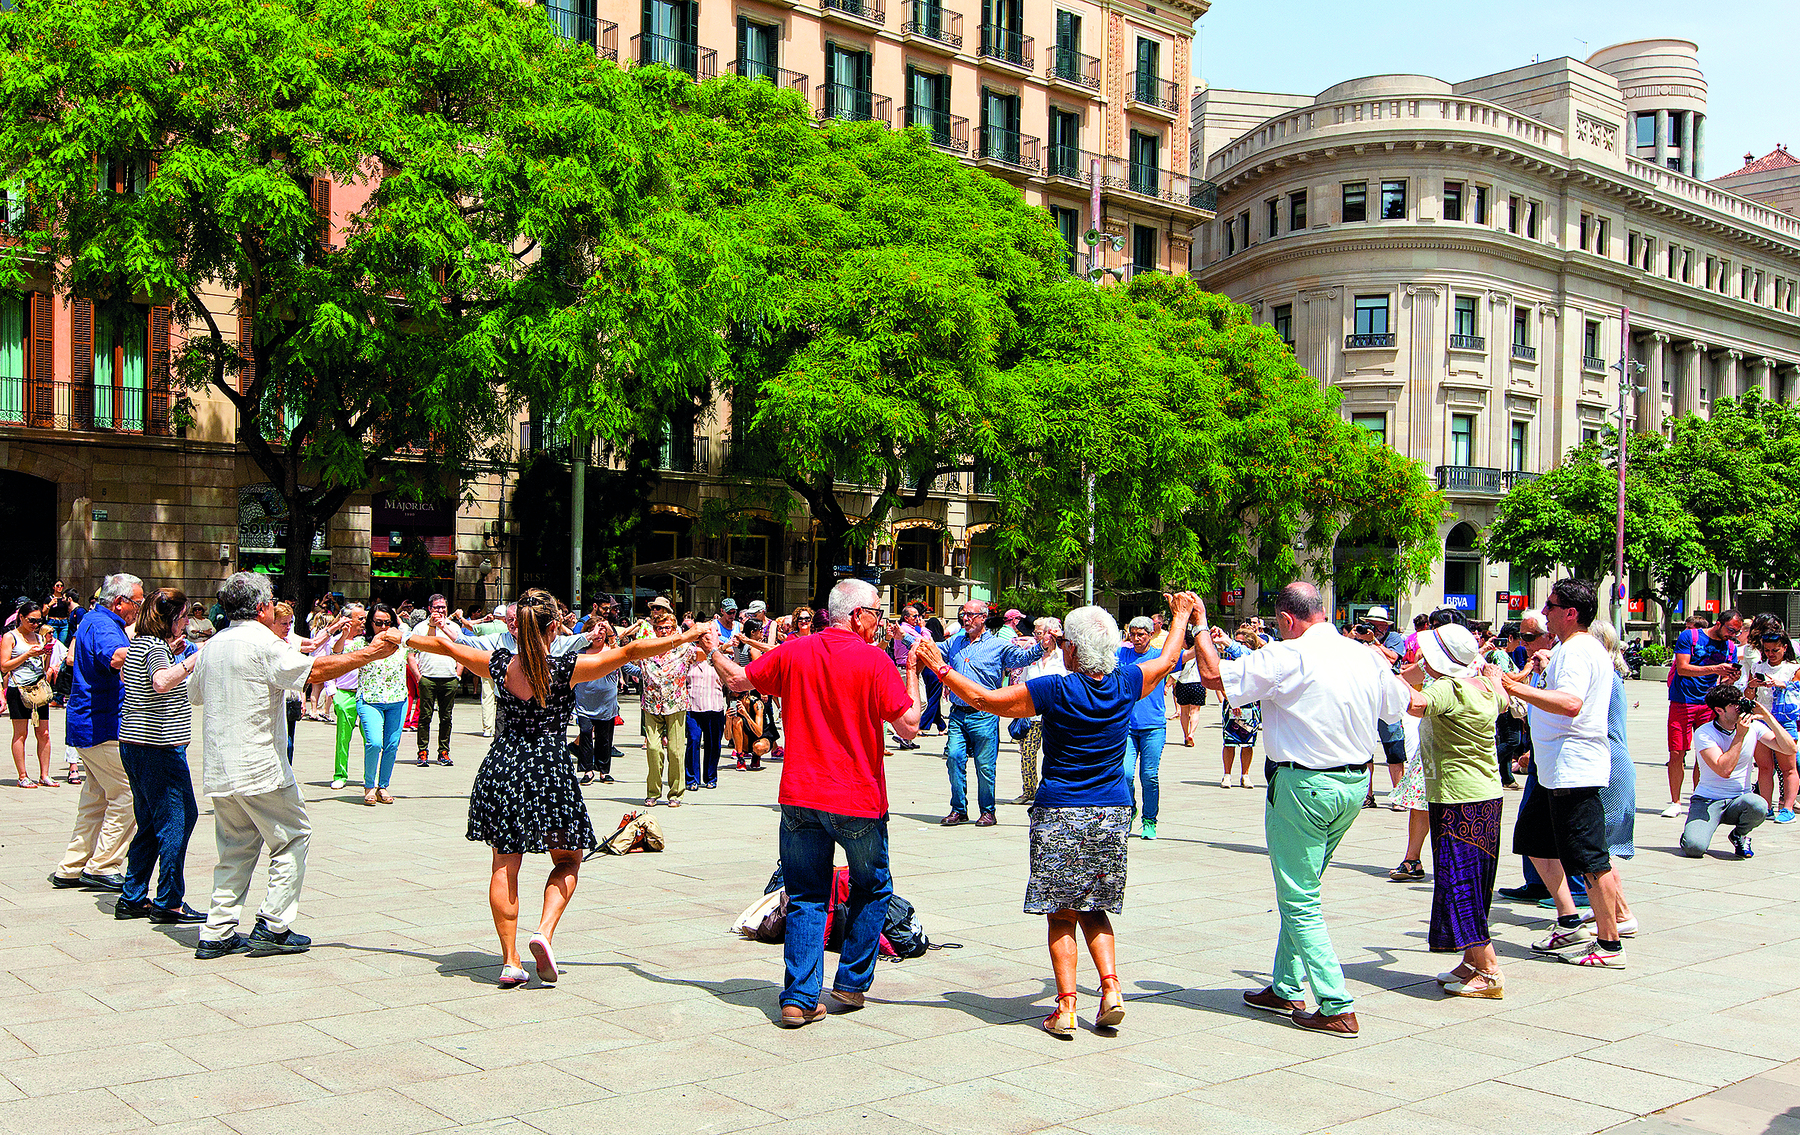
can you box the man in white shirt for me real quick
[189,573,400,960]
[1497,579,1629,968]
[1193,582,1410,1038]
[1681,684,1788,858]
[411,593,463,768]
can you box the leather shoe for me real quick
[49,874,85,889]
[113,898,155,920]
[827,989,865,1012]
[777,1003,827,1028]
[149,903,208,924]
[79,872,126,892]
[1498,884,1551,902]
[1242,986,1306,1014]
[976,811,997,827]
[1292,1008,1359,1037]
[940,812,968,827]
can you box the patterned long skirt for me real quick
[1427,797,1503,951]
[1024,806,1130,915]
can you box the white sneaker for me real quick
[1220,776,1234,789]
[1579,910,1639,937]
[1530,924,1594,953]
[1660,801,1683,819]
[330,778,347,790]
[1239,777,1255,789]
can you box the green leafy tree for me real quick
[1660,392,1800,594]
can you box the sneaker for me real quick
[497,964,530,988]
[1220,776,1233,789]
[248,922,312,953]
[1578,910,1639,937]
[1774,809,1795,825]
[1561,945,1627,968]
[330,778,347,790]
[736,758,747,771]
[1530,924,1594,953]
[940,812,969,827]
[1011,793,1035,805]
[416,757,429,768]
[1141,820,1157,840]
[1537,895,1591,910]
[1731,833,1754,859]
[1498,883,1551,902]
[437,756,453,767]
[1660,801,1683,819]
[195,934,253,960]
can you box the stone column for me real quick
[1406,286,1441,462]
[1758,357,1777,401]
[1682,341,1707,417]
[1643,333,1668,434]
[1725,349,1744,400]
[1693,112,1706,179]
[1654,109,1669,169]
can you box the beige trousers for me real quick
[56,741,136,879]
[202,781,311,940]
[643,710,686,800]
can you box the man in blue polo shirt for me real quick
[53,573,143,891]
[938,600,1042,827]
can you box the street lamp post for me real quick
[1080,216,1124,607]
[1612,307,1646,626]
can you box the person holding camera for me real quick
[1664,609,1744,818]
[1350,607,1407,809]
[1680,684,1791,859]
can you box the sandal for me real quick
[18,776,37,789]
[41,776,59,787]
[1096,974,1125,1028]
[1436,962,1477,985]
[376,789,395,804]
[1043,992,1077,1037]
[364,788,379,806]
[1443,968,1504,999]
[1389,859,1425,882]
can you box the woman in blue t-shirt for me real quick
[915,593,1198,1037]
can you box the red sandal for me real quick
[1043,992,1076,1037]
[1096,974,1125,1028]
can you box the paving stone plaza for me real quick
[1,694,1796,1135]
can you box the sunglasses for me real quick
[372,618,393,627]
[24,617,42,626]
[1761,634,1785,643]
[796,615,813,623]
[1519,631,1545,641]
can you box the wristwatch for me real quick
[934,663,951,678]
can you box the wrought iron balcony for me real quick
[1127,71,1181,114]
[978,23,1033,69]
[731,58,808,94]
[1046,46,1100,89]
[1436,465,1505,494]
[821,0,885,25]
[546,6,619,60]
[630,33,717,81]
[976,126,1039,174]
[1346,333,1396,348]
[815,83,893,125]
[1503,470,1540,489]
[1449,333,1485,351]
[1512,342,1537,361]
[1044,144,1095,184]
[0,380,171,435]
[904,104,970,153]
[900,1,961,48]
[1582,354,1607,373]
[1094,155,1217,213]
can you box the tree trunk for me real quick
[811,516,850,612]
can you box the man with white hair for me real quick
[1193,581,1411,1038]
[705,578,924,1027]
[937,599,1044,827]
[52,573,144,891]
[189,572,402,959]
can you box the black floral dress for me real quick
[467,649,597,854]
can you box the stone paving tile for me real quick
[283,1040,482,1094]
[707,1053,939,1118]
[519,1083,776,1135]
[393,1062,611,1125]
[108,1065,334,1125]
[217,1088,451,1135]
[3,1041,205,1097]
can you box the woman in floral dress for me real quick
[407,590,706,988]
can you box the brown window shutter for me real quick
[236,296,254,394]
[147,303,172,435]
[27,291,54,427]
[69,297,94,429]
[311,177,332,248]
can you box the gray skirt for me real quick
[1024,805,1131,914]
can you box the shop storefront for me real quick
[238,483,329,594]
[370,491,455,605]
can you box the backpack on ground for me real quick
[598,811,665,855]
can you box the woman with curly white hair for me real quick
[917,593,1199,1037]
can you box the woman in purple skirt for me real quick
[1403,623,1507,998]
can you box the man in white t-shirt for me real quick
[1681,684,1790,858]
[410,593,463,768]
[1496,579,1629,968]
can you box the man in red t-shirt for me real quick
[704,578,922,1028]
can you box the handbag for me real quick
[17,677,53,710]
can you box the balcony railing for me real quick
[1096,155,1218,211]
[547,7,619,60]
[900,1,961,47]
[978,23,1033,68]
[815,83,893,124]
[1346,333,1396,348]
[1449,333,1485,351]
[976,126,1039,173]
[821,0,885,24]
[0,380,169,435]
[904,104,970,153]
[731,58,808,94]
[1582,354,1607,373]
[1044,143,1095,183]
[1046,46,1100,89]
[1127,71,1181,113]
[1436,465,1505,494]
[1503,470,1540,489]
[631,33,717,80]
[1512,342,1537,361]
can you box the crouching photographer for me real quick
[1680,685,1793,859]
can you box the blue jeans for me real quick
[118,742,198,908]
[685,709,726,788]
[1123,725,1165,822]
[357,699,405,789]
[945,706,1000,817]
[778,805,891,1011]
[920,672,946,732]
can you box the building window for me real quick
[1342,181,1367,223]
[1238,211,1250,251]
[1224,216,1235,256]
[1266,197,1279,239]
[1579,213,1590,250]
[1471,184,1488,225]
[1682,248,1693,284]
[906,67,953,146]
[1451,414,1474,466]
[1453,295,1478,339]
[1512,306,1530,347]
[1049,205,1080,274]
[1443,181,1463,221]
[1634,114,1654,149]
[0,292,25,423]
[1628,231,1640,265]
[1595,217,1608,255]
[737,16,779,80]
[93,305,149,431]
[1581,427,1599,446]
[1352,412,1387,445]
[1128,129,1161,196]
[1132,224,1157,274]
[1272,303,1292,346]
[1525,200,1539,239]
[824,43,875,120]
[1380,179,1406,220]
[1509,421,1528,472]
[1507,195,1520,234]
[1353,294,1389,336]
[1584,319,1601,359]
[1289,190,1307,231]
[1047,108,1080,175]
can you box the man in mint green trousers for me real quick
[1193,582,1410,1038]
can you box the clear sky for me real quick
[1190,1,1799,181]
